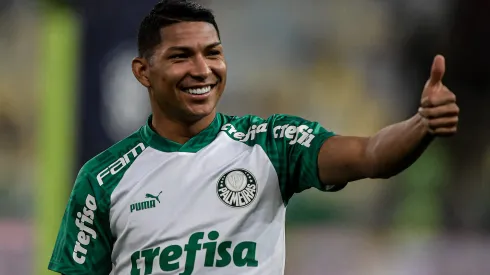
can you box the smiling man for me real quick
[48,0,460,274]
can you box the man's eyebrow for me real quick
[166,42,222,52]
[206,42,222,49]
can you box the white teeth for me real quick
[184,86,212,95]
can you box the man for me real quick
[48,0,459,274]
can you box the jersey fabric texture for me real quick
[48,113,346,275]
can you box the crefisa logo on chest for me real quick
[216,169,258,208]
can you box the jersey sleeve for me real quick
[264,114,347,203]
[48,169,113,275]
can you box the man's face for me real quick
[146,21,226,121]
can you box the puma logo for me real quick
[145,191,163,203]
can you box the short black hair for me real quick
[137,0,220,59]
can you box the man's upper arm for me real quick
[318,135,374,185]
[48,170,113,275]
[245,114,350,203]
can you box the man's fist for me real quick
[418,55,459,136]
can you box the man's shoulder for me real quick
[78,129,148,187]
[220,113,265,127]
[218,113,323,145]
[219,113,317,130]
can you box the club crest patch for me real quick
[216,169,257,208]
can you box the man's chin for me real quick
[181,105,216,123]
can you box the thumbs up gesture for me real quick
[418,55,459,136]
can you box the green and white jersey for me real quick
[48,113,345,275]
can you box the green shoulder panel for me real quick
[48,131,148,275]
[220,113,343,204]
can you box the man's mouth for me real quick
[181,84,216,95]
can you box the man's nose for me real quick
[189,55,212,80]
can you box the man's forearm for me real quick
[366,113,433,179]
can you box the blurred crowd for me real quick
[0,0,488,274]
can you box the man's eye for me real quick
[169,54,187,59]
[208,50,221,56]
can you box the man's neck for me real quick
[151,111,217,145]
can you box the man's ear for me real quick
[132,57,151,88]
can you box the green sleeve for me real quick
[48,169,113,275]
[263,114,347,203]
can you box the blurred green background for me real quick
[0,0,489,274]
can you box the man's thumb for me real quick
[428,55,445,86]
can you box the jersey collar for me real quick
[140,113,222,153]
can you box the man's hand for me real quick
[418,55,459,136]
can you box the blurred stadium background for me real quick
[0,0,489,274]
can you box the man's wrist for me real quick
[414,112,435,141]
